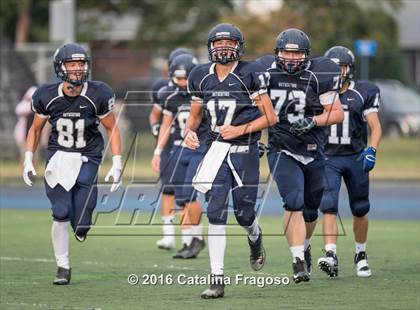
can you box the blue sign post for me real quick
[354,40,377,80]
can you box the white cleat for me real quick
[156,237,175,250]
[354,252,372,277]
[317,250,338,278]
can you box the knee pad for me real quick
[283,190,304,212]
[162,185,174,195]
[351,202,370,217]
[319,191,338,215]
[52,208,70,222]
[206,205,228,225]
[303,208,319,223]
[234,210,255,227]
[207,212,227,225]
[175,197,186,207]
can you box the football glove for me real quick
[151,123,160,137]
[258,142,267,158]
[290,117,316,136]
[358,147,376,172]
[22,151,36,186]
[105,155,122,192]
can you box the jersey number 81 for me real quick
[57,118,86,148]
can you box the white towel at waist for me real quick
[192,142,249,194]
[192,141,230,193]
[45,150,88,192]
[281,150,314,165]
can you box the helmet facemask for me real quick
[208,39,242,64]
[171,69,188,90]
[60,59,89,86]
[275,49,309,74]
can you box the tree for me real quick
[0,0,49,43]
[78,0,234,51]
[225,4,305,58]
[222,0,409,83]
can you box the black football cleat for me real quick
[292,257,310,283]
[200,275,225,299]
[53,267,71,285]
[173,243,193,259]
[188,237,206,258]
[317,250,339,278]
[354,251,372,277]
[304,245,312,275]
[248,227,266,271]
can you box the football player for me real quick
[184,23,276,298]
[151,54,207,259]
[149,48,194,250]
[316,46,381,278]
[262,29,344,283]
[23,43,122,285]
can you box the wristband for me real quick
[24,151,34,164]
[154,147,162,156]
[112,155,122,170]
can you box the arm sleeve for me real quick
[363,84,381,116]
[248,62,269,100]
[30,86,49,118]
[317,58,340,89]
[158,88,175,117]
[187,67,204,102]
[96,82,115,119]
[314,59,341,105]
[151,79,167,110]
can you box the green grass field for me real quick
[1,209,419,310]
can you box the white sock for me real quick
[191,223,203,240]
[208,224,226,275]
[304,238,311,251]
[162,215,174,224]
[51,221,70,269]
[290,245,305,263]
[325,243,337,254]
[162,215,175,237]
[181,228,193,245]
[355,242,366,254]
[243,219,260,243]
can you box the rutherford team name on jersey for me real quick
[31,81,115,158]
[260,55,341,158]
[325,80,381,155]
[187,61,269,146]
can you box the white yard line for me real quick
[0,256,106,266]
[2,302,96,310]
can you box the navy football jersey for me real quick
[265,56,341,158]
[325,80,380,155]
[150,78,171,109]
[31,81,115,158]
[188,61,268,145]
[158,84,209,143]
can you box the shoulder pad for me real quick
[151,78,170,92]
[236,60,267,76]
[309,56,340,74]
[256,54,276,70]
[189,63,213,80]
[354,80,380,94]
[87,80,114,99]
[156,85,176,101]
